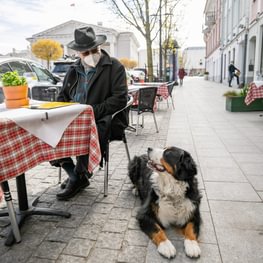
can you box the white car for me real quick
[128,69,146,82]
[0,57,62,103]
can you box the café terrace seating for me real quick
[130,86,159,136]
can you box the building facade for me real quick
[203,0,263,85]
[183,47,206,76]
[25,20,140,66]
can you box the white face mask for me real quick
[83,52,101,68]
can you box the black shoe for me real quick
[60,173,93,189]
[60,178,69,189]
[56,177,90,200]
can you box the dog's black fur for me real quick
[128,147,202,259]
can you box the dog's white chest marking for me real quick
[151,173,195,227]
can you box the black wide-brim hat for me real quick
[67,26,107,52]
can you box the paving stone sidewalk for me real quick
[0,77,263,263]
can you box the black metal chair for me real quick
[130,86,159,135]
[103,95,133,196]
[166,81,176,109]
[31,86,60,102]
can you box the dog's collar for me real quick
[147,161,166,172]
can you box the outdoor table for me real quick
[245,81,263,105]
[131,82,169,99]
[0,103,101,245]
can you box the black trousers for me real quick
[229,72,239,86]
[50,115,112,179]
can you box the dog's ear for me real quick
[128,155,148,184]
[181,151,197,176]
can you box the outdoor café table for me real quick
[132,82,169,99]
[245,81,263,105]
[0,103,101,246]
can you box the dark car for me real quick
[0,57,62,103]
[52,59,76,80]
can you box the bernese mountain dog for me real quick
[128,146,202,259]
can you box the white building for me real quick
[203,0,263,85]
[25,20,140,64]
[183,47,206,76]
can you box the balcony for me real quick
[205,11,215,26]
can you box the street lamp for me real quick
[158,11,173,81]
[159,6,163,81]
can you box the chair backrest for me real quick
[167,81,175,96]
[112,95,134,119]
[137,86,157,114]
[31,86,60,101]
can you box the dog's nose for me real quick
[148,147,153,153]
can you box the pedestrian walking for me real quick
[228,61,240,87]
[178,67,186,86]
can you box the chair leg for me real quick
[1,181,21,243]
[122,134,131,162]
[136,114,140,136]
[170,95,175,109]
[58,167,62,184]
[104,142,109,197]
[130,110,134,125]
[153,113,159,133]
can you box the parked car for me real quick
[128,69,146,83]
[0,57,62,103]
[133,67,148,81]
[52,59,76,80]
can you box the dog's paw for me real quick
[184,239,201,258]
[157,239,176,259]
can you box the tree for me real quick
[31,39,63,69]
[119,58,138,69]
[96,0,181,81]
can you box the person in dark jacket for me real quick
[52,26,128,200]
[228,61,240,87]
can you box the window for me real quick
[9,61,32,76]
[0,63,12,75]
[30,62,54,82]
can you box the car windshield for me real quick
[30,62,55,82]
[53,63,72,73]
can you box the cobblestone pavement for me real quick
[1,77,263,262]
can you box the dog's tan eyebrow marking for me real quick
[151,225,168,245]
[161,158,175,175]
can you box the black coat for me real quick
[57,50,128,153]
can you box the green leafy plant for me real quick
[223,85,248,98]
[223,90,240,97]
[0,71,27,86]
[204,71,209,75]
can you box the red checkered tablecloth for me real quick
[245,83,263,105]
[157,84,169,99]
[0,105,101,183]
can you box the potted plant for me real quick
[0,71,29,108]
[223,86,263,112]
[204,71,209,80]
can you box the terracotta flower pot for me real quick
[2,85,29,109]
[4,98,30,109]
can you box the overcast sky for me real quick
[0,0,205,55]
